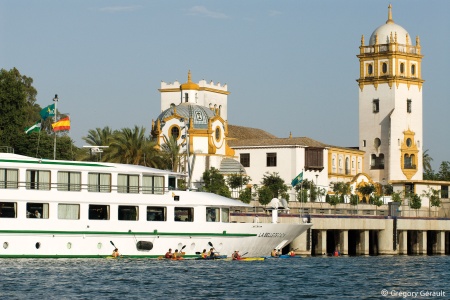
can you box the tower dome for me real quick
[180,70,199,91]
[156,103,216,129]
[369,5,409,45]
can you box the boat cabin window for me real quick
[118,205,139,221]
[168,177,176,190]
[57,171,81,191]
[174,207,193,222]
[117,174,139,194]
[26,203,49,219]
[206,207,220,222]
[89,204,110,220]
[147,206,166,221]
[58,204,80,220]
[221,208,230,223]
[142,175,164,195]
[0,202,16,218]
[0,168,18,189]
[88,173,111,193]
[26,170,51,190]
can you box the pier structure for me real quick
[231,200,450,256]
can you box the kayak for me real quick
[195,255,227,260]
[240,257,265,261]
[264,255,300,259]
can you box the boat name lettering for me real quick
[258,232,286,238]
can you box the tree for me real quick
[0,68,28,147]
[421,187,441,217]
[108,126,162,167]
[261,172,289,200]
[349,194,359,214]
[371,194,383,214]
[161,135,182,172]
[202,167,231,198]
[79,126,115,161]
[437,161,450,181]
[257,185,273,206]
[422,149,433,173]
[356,183,375,204]
[409,193,422,216]
[328,195,340,212]
[226,173,251,190]
[238,187,252,204]
[330,181,351,203]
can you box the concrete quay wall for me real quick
[231,212,450,256]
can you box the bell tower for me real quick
[357,5,424,182]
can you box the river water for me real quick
[0,256,449,299]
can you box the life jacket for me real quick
[165,252,172,258]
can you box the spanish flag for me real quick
[52,116,71,132]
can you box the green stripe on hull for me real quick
[0,158,111,168]
[0,230,256,237]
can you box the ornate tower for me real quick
[357,5,424,182]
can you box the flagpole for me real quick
[53,94,59,160]
[36,124,41,158]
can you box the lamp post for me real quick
[315,174,319,202]
[382,178,386,204]
[53,94,58,160]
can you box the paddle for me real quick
[208,242,220,254]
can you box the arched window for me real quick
[170,126,180,139]
[345,158,350,175]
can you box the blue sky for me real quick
[1,1,449,170]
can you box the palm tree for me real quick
[78,126,114,161]
[108,126,162,167]
[161,135,183,172]
[423,149,433,173]
[83,126,114,146]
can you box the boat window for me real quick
[118,205,139,221]
[58,204,80,220]
[221,208,230,223]
[142,175,165,195]
[0,202,16,218]
[118,174,139,194]
[147,206,166,221]
[57,171,81,191]
[26,203,49,219]
[174,207,193,222]
[206,207,220,222]
[89,204,110,220]
[88,173,111,193]
[26,170,51,190]
[0,168,18,189]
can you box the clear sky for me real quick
[1,1,449,170]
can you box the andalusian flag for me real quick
[39,104,55,120]
[52,116,71,132]
[25,121,41,134]
[291,171,303,187]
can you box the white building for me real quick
[152,72,240,189]
[357,4,423,184]
[151,5,441,206]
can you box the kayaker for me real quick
[208,248,218,258]
[165,248,173,259]
[201,249,207,259]
[232,250,241,260]
[288,249,296,257]
[112,248,120,258]
[271,249,279,257]
[173,249,180,259]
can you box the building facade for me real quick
[357,5,424,183]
